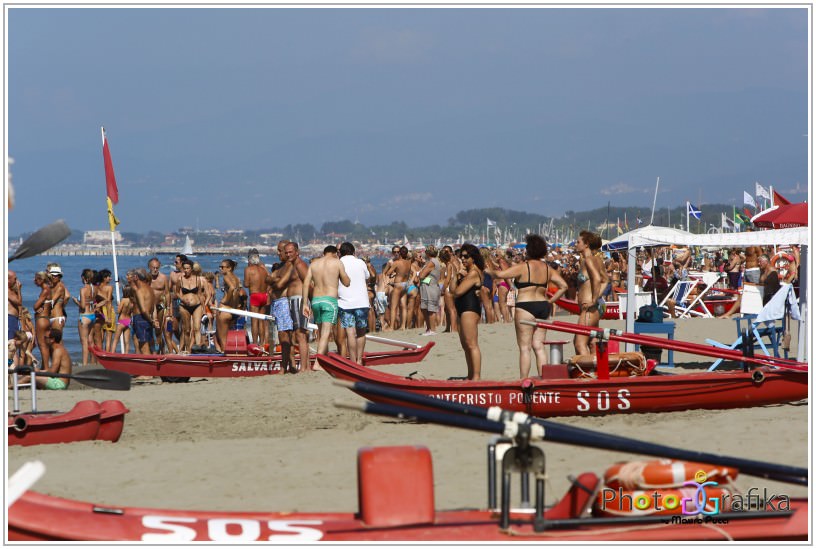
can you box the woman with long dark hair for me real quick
[450,243,485,380]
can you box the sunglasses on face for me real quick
[461,254,470,259]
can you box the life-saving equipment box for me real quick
[357,446,435,527]
[225,330,248,355]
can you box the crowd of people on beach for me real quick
[8,232,801,385]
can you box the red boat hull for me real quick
[554,295,737,319]
[316,353,807,417]
[8,400,129,446]
[8,480,806,541]
[90,342,434,378]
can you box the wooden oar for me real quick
[8,220,71,262]
[8,367,131,391]
[336,380,807,485]
[523,319,808,371]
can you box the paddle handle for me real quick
[364,335,420,349]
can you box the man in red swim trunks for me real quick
[244,248,270,347]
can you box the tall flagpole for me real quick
[102,127,124,353]
[649,177,660,225]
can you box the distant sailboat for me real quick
[181,235,195,257]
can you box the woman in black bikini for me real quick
[176,259,205,353]
[451,243,484,380]
[486,234,568,378]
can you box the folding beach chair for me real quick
[659,279,703,318]
[673,272,722,318]
[705,285,797,371]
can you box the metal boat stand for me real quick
[487,435,547,531]
[9,368,56,416]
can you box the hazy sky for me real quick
[6,5,809,234]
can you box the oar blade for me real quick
[71,369,132,391]
[8,220,71,262]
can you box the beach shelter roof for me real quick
[603,226,694,251]
[608,225,808,250]
[751,202,808,229]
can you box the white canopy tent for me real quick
[621,226,809,361]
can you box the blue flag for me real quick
[687,202,702,220]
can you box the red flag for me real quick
[102,130,119,204]
[743,207,753,218]
[773,189,791,206]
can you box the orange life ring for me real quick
[771,252,796,283]
[603,459,738,490]
[568,353,647,378]
[593,486,732,517]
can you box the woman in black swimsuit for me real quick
[486,234,568,378]
[451,243,484,380]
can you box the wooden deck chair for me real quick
[705,285,789,371]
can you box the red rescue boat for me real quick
[316,352,806,417]
[8,400,129,447]
[90,341,434,379]
[553,294,738,320]
[8,446,807,542]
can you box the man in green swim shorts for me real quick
[302,245,350,360]
[20,328,72,390]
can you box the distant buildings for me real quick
[84,230,122,244]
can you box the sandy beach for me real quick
[7,314,808,520]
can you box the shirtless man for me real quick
[22,328,72,390]
[743,243,764,285]
[284,242,311,370]
[8,270,22,343]
[269,240,296,373]
[244,248,270,346]
[384,246,412,331]
[130,268,158,357]
[301,245,350,359]
[148,257,172,353]
[574,231,609,356]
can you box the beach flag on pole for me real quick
[102,128,119,204]
[743,191,756,208]
[486,218,496,226]
[101,126,124,351]
[687,202,702,220]
[755,182,770,201]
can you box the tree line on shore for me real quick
[16,203,736,246]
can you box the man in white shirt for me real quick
[338,242,371,364]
